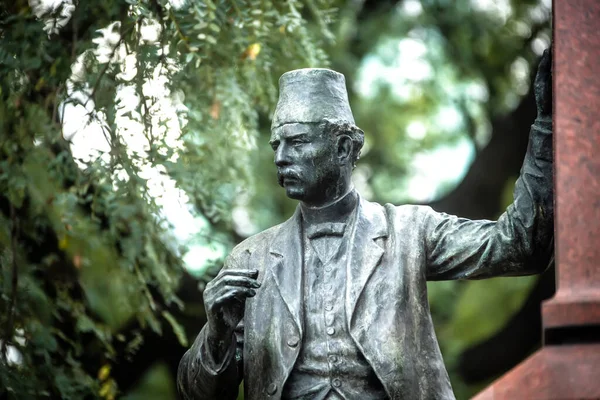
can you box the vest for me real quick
[282,197,388,400]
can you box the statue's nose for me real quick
[274,144,291,167]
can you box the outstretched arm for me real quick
[425,49,553,280]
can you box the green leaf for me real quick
[161,310,188,347]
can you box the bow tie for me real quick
[306,222,347,239]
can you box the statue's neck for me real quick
[300,189,358,226]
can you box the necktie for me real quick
[306,222,346,265]
[306,222,346,239]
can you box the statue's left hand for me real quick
[534,47,552,119]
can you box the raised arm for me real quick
[177,251,259,400]
[424,49,553,281]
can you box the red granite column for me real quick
[473,1,600,399]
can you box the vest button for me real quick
[326,327,335,335]
[332,378,342,388]
[287,337,299,348]
[267,383,277,395]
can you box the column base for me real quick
[472,344,600,400]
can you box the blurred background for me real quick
[0,0,552,399]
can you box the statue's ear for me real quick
[337,134,353,165]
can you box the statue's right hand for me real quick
[534,47,552,119]
[203,268,260,341]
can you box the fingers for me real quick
[541,49,551,69]
[204,268,261,302]
[218,269,259,279]
[203,269,259,335]
[537,47,552,76]
[217,287,257,303]
[214,269,260,287]
[533,46,553,117]
[218,275,261,289]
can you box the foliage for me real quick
[0,0,336,398]
[350,0,551,203]
[0,0,552,399]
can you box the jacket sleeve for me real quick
[177,322,244,400]
[177,252,246,400]
[424,117,554,280]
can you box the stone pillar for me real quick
[473,1,600,399]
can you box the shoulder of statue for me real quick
[378,201,428,216]
[382,203,440,229]
[230,219,290,258]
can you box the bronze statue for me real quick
[177,49,553,400]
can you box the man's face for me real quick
[270,123,341,206]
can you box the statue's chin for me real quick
[284,186,305,201]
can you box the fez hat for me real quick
[271,68,355,130]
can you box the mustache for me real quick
[277,169,302,186]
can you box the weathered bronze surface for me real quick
[177,51,554,400]
[474,2,600,399]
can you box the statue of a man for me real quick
[177,50,553,400]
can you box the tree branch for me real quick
[2,203,20,362]
[426,81,537,219]
[85,24,134,109]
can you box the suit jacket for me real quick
[177,118,553,400]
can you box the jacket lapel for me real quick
[346,198,388,326]
[269,207,304,336]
